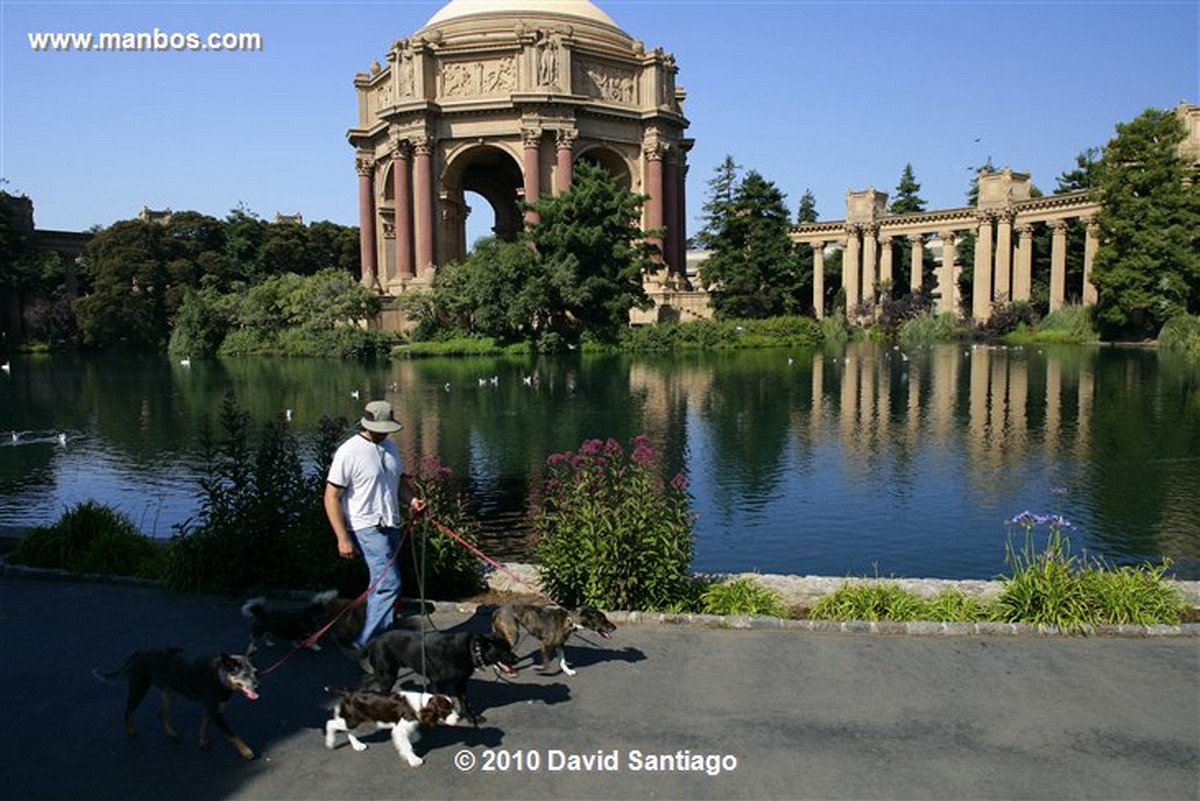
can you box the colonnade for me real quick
[793,171,1101,323]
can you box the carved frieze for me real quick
[573,58,635,105]
[440,57,516,98]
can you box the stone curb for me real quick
[4,558,1198,638]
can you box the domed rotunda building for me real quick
[348,0,696,324]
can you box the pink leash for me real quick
[430,518,547,599]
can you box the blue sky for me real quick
[2,0,1196,244]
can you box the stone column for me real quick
[554,129,575,195]
[994,211,1014,303]
[908,234,924,291]
[1083,217,1099,305]
[879,234,894,293]
[412,135,435,276]
[1013,223,1033,302]
[862,224,878,303]
[356,154,379,290]
[664,153,680,282]
[938,229,957,314]
[392,140,414,280]
[644,139,666,264]
[522,128,542,225]
[811,241,825,319]
[843,226,861,313]
[676,160,689,284]
[972,214,995,321]
[1049,219,1068,311]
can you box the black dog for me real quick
[359,630,517,724]
[241,589,338,650]
[491,603,616,676]
[92,647,260,760]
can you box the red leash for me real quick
[430,518,547,599]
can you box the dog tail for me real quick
[241,596,267,619]
[311,589,338,606]
[91,656,132,685]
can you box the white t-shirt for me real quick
[327,433,404,531]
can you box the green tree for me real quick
[74,219,170,348]
[526,159,657,344]
[889,164,934,296]
[890,164,927,215]
[1091,107,1200,339]
[431,236,546,342]
[698,170,800,318]
[796,188,819,224]
[695,155,741,251]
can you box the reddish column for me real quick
[644,142,665,263]
[555,130,575,195]
[664,155,679,280]
[523,129,541,225]
[392,141,414,280]
[356,155,378,289]
[412,136,434,275]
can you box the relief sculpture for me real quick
[441,57,516,98]
[573,59,635,105]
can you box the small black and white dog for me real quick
[241,589,338,650]
[491,603,616,676]
[92,646,260,760]
[324,686,460,766]
[359,630,517,725]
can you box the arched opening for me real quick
[441,144,524,265]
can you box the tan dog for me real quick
[491,603,616,676]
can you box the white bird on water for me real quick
[179,358,191,367]
[350,389,360,400]
[285,409,294,422]
[57,432,67,446]
[1,361,10,372]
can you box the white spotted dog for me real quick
[324,686,460,767]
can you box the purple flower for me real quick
[670,473,688,491]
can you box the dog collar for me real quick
[471,637,486,670]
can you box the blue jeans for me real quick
[352,524,402,648]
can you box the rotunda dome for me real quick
[424,0,621,29]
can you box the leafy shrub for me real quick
[9,501,165,579]
[810,580,926,622]
[899,312,963,345]
[1032,305,1098,343]
[534,435,695,611]
[402,456,486,599]
[1158,314,1200,356]
[700,577,789,617]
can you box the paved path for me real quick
[2,575,1197,800]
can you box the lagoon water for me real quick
[1,343,1197,580]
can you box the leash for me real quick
[430,518,551,601]
[258,538,401,677]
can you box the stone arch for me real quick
[576,145,633,191]
[440,143,525,263]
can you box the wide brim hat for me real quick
[360,400,403,433]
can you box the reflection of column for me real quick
[1010,356,1028,450]
[938,229,957,314]
[844,226,861,313]
[995,211,1014,302]
[523,128,542,225]
[412,135,435,275]
[811,242,825,319]
[356,154,378,290]
[908,234,924,291]
[554,129,575,195]
[392,140,414,280]
[1083,218,1099,305]
[906,359,921,446]
[1049,219,1068,311]
[968,348,990,464]
[879,234,893,292]
[839,354,857,449]
[1013,223,1033,302]
[972,214,994,321]
[1045,354,1062,459]
[811,355,824,434]
[932,344,956,442]
[862,225,878,302]
[1077,363,1094,460]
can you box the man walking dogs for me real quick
[324,400,427,649]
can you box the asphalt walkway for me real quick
[2,574,1197,801]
